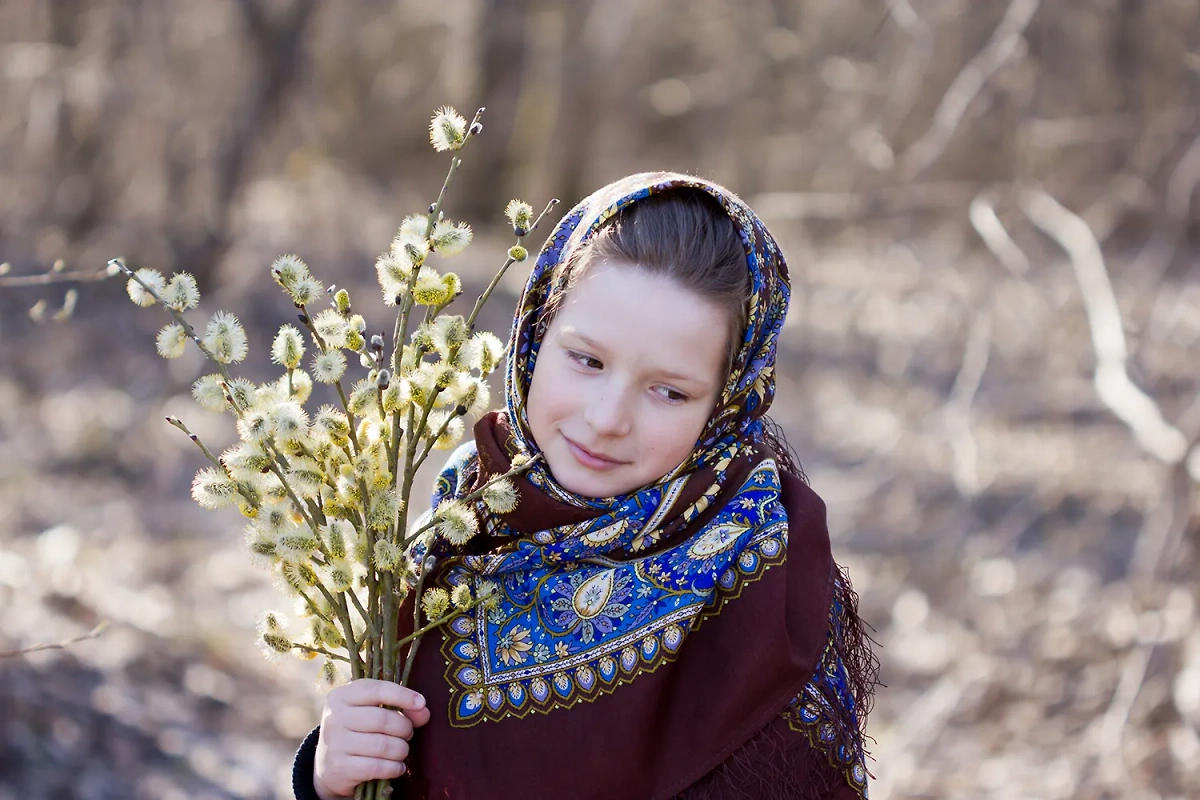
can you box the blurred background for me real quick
[1,0,1199,797]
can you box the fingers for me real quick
[344,754,407,780]
[316,679,432,799]
[405,703,432,728]
[339,729,411,762]
[342,705,416,740]
[315,754,407,797]
[315,724,411,796]
[335,678,427,713]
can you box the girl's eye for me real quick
[657,387,688,404]
[567,351,602,370]
[566,350,687,403]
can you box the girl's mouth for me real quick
[563,435,626,471]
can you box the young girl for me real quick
[292,172,877,799]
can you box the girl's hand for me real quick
[313,679,432,800]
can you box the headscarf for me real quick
[403,172,872,799]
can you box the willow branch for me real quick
[0,264,117,288]
[0,622,109,659]
[293,643,350,663]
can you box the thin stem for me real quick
[305,578,361,676]
[337,593,369,679]
[267,461,318,533]
[292,643,349,663]
[466,258,514,331]
[0,622,108,659]
[381,571,399,682]
[111,259,242,408]
[296,590,335,626]
[0,264,116,288]
[398,557,435,685]
[345,586,372,628]
[413,410,463,473]
[165,416,222,467]
[394,591,492,652]
[165,416,261,511]
[297,304,363,455]
[466,198,558,330]
[306,497,327,528]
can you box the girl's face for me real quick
[526,259,730,498]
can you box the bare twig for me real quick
[877,0,934,148]
[0,265,116,288]
[943,312,992,496]
[901,0,1042,177]
[969,190,1029,275]
[1019,188,1189,466]
[883,0,931,41]
[293,643,350,663]
[0,622,109,659]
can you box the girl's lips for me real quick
[563,436,625,471]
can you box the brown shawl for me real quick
[390,412,866,800]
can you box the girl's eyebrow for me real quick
[565,330,706,387]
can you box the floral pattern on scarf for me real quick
[426,440,788,724]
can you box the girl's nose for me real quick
[583,385,633,437]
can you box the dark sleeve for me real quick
[292,726,323,800]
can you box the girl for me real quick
[292,172,877,799]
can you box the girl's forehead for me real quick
[553,265,728,366]
[563,259,720,310]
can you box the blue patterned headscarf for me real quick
[508,171,790,490]
[422,172,797,727]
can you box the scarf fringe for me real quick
[671,719,849,800]
[832,561,882,764]
[759,414,807,484]
[796,562,883,797]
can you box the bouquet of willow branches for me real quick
[111,106,554,799]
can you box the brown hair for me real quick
[543,188,751,381]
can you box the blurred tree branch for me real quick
[0,622,109,660]
[900,0,1042,177]
[969,188,1029,275]
[943,311,993,497]
[0,263,114,288]
[1020,188,1191,469]
[168,0,317,277]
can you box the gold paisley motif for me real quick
[582,518,628,546]
[687,522,751,558]
[572,569,615,619]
